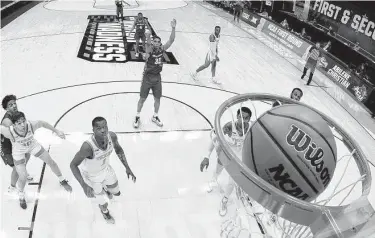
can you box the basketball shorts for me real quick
[140,74,162,99]
[135,32,146,42]
[234,7,242,16]
[116,6,123,15]
[305,58,317,73]
[206,52,217,63]
[82,165,118,194]
[12,142,44,165]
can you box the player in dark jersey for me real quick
[302,42,321,85]
[133,19,176,129]
[115,0,124,21]
[272,88,303,107]
[128,13,151,58]
[1,95,33,194]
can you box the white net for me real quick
[215,95,373,238]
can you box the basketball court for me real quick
[1,1,375,238]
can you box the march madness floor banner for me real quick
[77,15,179,64]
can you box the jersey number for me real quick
[22,141,32,147]
[155,57,162,65]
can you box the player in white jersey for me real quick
[200,107,252,216]
[191,26,221,84]
[272,87,303,107]
[0,111,72,209]
[1,95,33,195]
[70,117,136,224]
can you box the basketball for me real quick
[242,104,337,202]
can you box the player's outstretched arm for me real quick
[110,131,136,182]
[200,129,217,171]
[70,142,95,197]
[30,120,65,139]
[143,31,153,60]
[162,19,176,51]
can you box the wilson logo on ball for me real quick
[286,125,331,188]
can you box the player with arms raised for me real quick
[128,12,152,58]
[70,117,136,224]
[133,19,176,129]
[0,112,72,209]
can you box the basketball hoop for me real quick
[215,93,374,238]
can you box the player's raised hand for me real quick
[56,130,66,139]
[171,19,176,28]
[200,157,209,172]
[126,168,136,182]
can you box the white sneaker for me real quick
[219,196,229,216]
[133,116,141,128]
[27,174,33,182]
[152,116,163,127]
[191,72,198,81]
[8,185,18,195]
[211,77,221,85]
[207,179,218,193]
[100,208,115,224]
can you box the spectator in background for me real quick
[327,26,335,35]
[353,41,361,51]
[259,9,269,17]
[323,41,332,52]
[281,18,289,30]
[233,1,244,23]
[281,19,288,27]
[301,28,312,40]
[244,1,252,11]
[355,63,367,77]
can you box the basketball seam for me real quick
[267,111,337,163]
[258,119,319,195]
[297,154,323,187]
[250,128,259,175]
